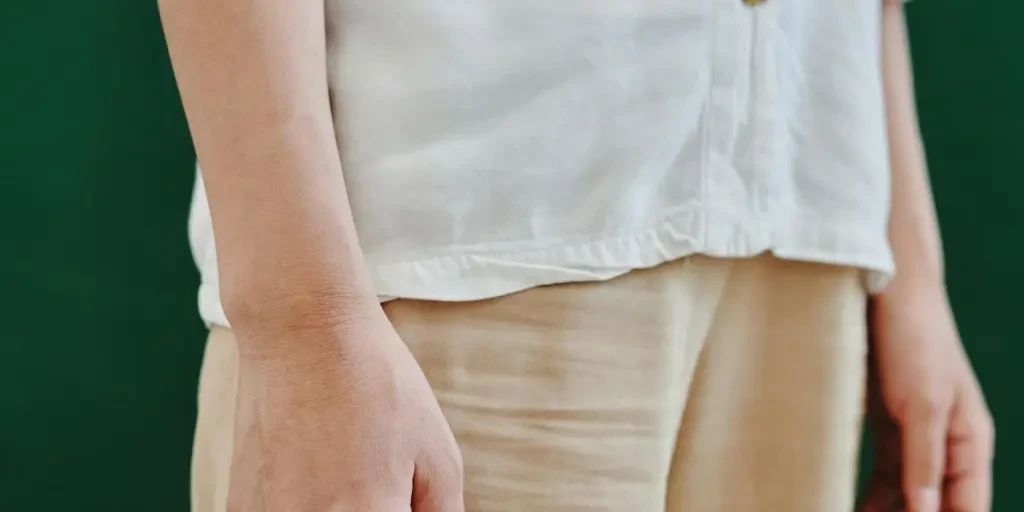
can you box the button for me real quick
[742,0,767,5]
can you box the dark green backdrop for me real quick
[1,1,1019,510]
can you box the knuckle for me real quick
[907,393,949,423]
[419,434,465,488]
[429,444,465,491]
[976,414,996,448]
[433,417,464,478]
[441,441,465,480]
[451,445,465,477]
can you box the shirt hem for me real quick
[197,206,894,328]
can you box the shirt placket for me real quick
[703,0,755,245]
[748,2,779,232]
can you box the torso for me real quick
[191,0,895,326]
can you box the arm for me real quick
[881,1,945,290]
[159,2,464,509]
[160,0,375,339]
[860,5,994,512]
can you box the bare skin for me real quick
[158,0,462,510]
[158,0,991,510]
[859,4,994,512]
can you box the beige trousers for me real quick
[192,255,868,511]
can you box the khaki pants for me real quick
[192,255,867,511]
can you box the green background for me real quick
[1,1,1019,510]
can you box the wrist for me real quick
[223,275,381,335]
[875,268,949,311]
[229,294,387,365]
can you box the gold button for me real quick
[742,0,768,5]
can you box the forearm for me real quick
[882,3,945,290]
[159,0,376,331]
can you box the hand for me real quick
[225,305,464,512]
[860,280,994,512]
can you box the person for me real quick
[159,0,994,510]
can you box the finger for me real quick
[944,469,993,512]
[945,436,993,511]
[943,399,994,512]
[412,451,465,512]
[900,400,950,512]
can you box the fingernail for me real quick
[912,487,940,512]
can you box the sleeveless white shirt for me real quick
[191,0,903,327]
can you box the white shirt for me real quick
[191,0,900,328]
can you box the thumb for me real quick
[900,399,950,512]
